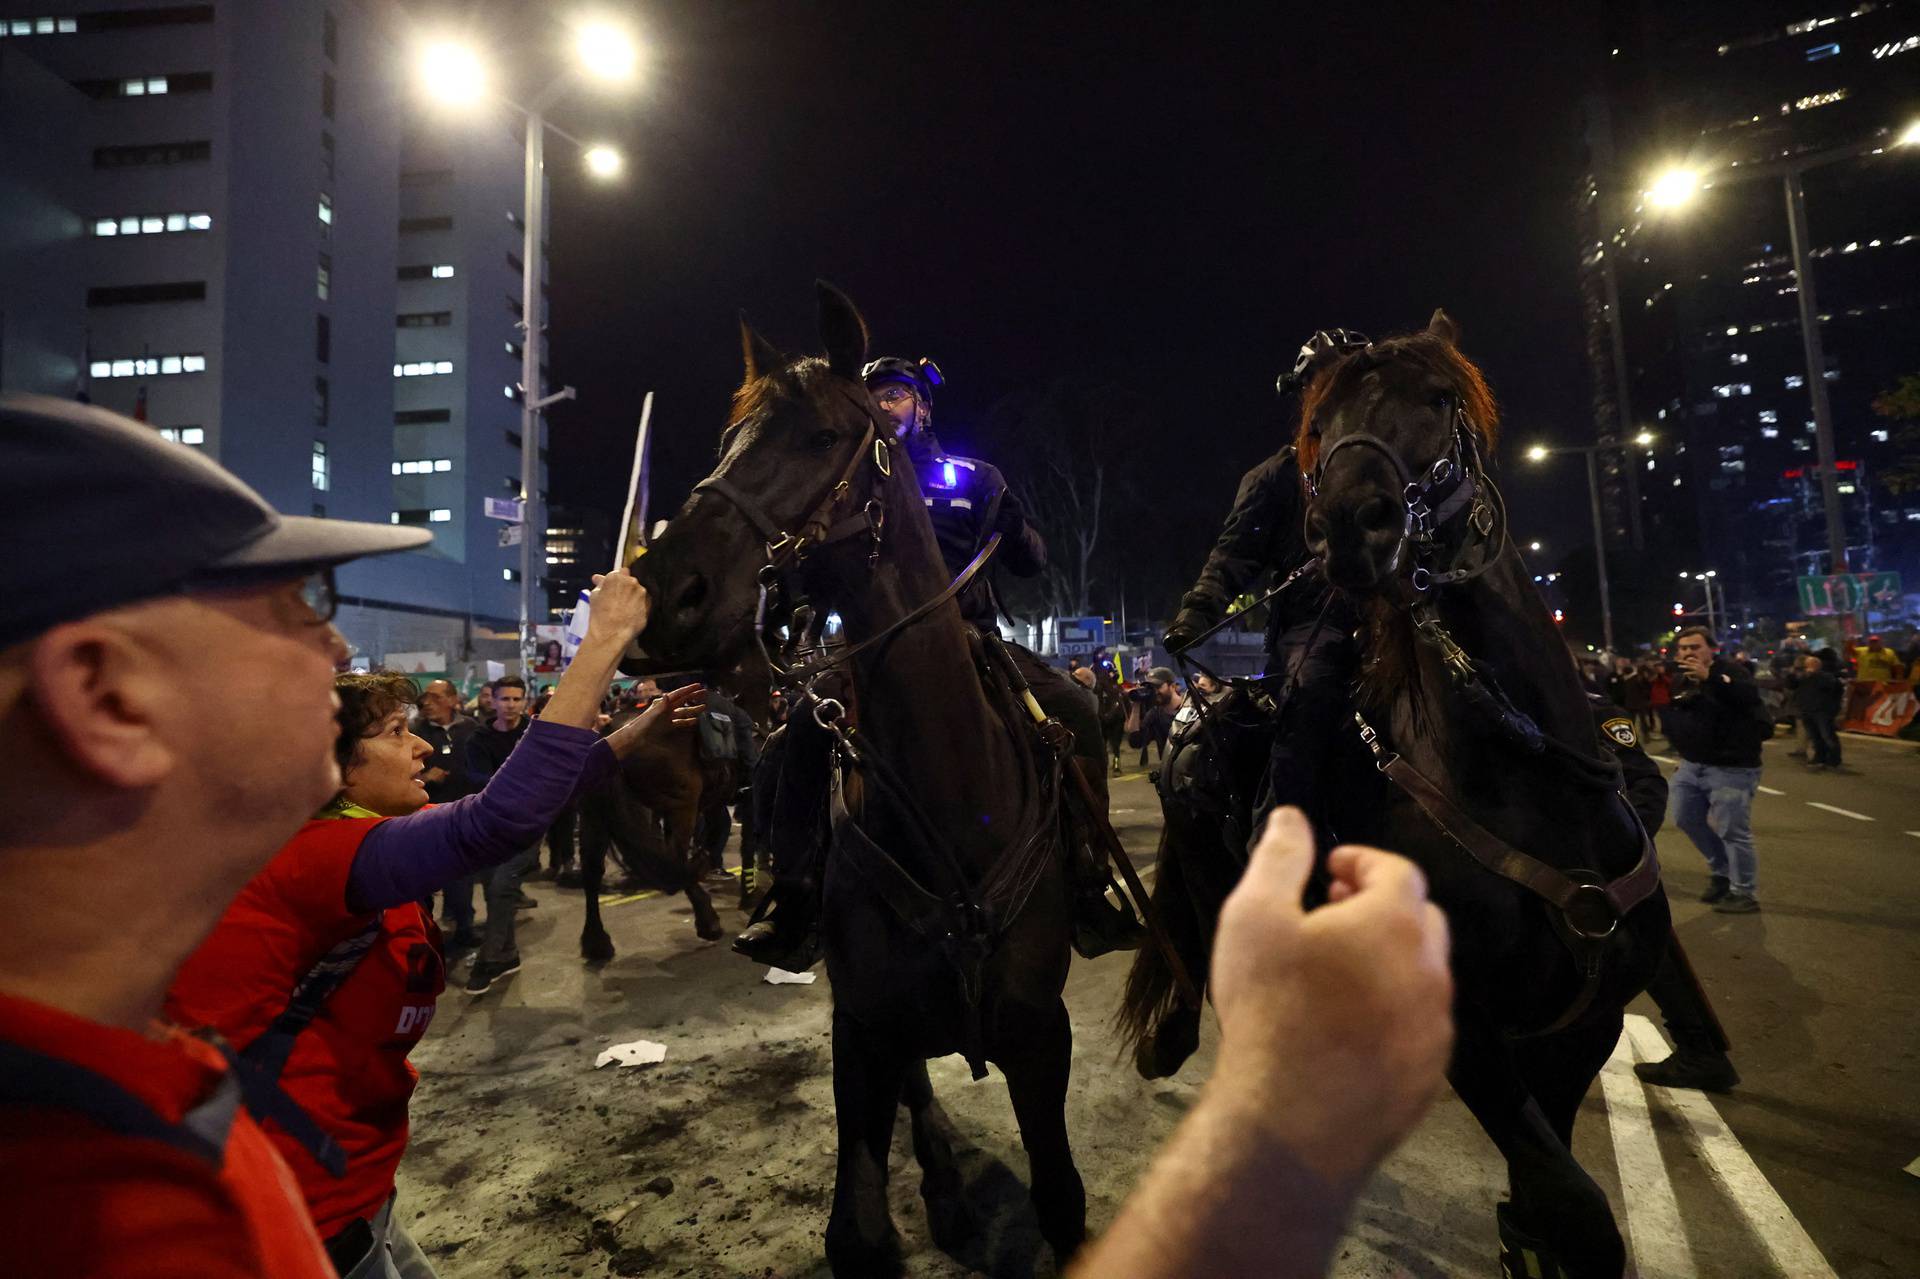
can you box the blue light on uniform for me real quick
[943,461,958,488]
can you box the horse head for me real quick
[1299,310,1501,596]
[633,282,905,671]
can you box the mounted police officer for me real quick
[735,356,1142,967]
[1161,331,1366,851]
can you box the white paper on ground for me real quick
[595,1039,668,1069]
[764,967,818,985]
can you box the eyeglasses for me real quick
[296,566,338,624]
[873,385,915,408]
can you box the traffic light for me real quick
[1673,602,1685,616]
[1553,609,1565,624]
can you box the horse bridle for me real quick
[693,384,895,574]
[1305,401,1500,600]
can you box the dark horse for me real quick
[575,713,747,960]
[630,284,1086,1276]
[1122,313,1670,1278]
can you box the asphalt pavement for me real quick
[394,741,1920,1278]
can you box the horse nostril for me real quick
[1356,496,1399,535]
[1305,509,1330,548]
[674,573,709,615]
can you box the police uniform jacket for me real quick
[909,434,1045,627]
[1591,695,1665,834]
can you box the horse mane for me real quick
[1293,331,1500,714]
[724,356,833,438]
[1293,331,1501,476]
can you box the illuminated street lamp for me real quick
[1643,121,1917,579]
[1645,165,1701,210]
[583,144,624,178]
[414,22,642,677]
[1526,437,1660,653]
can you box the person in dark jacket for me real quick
[1790,652,1846,769]
[462,675,537,990]
[1665,627,1766,914]
[412,679,482,948]
[1162,444,1358,849]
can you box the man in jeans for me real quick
[412,679,481,949]
[1666,626,1767,914]
[464,675,535,992]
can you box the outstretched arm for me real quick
[1072,809,1454,1278]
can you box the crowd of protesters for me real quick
[0,396,1461,1276]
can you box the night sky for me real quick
[506,0,1610,617]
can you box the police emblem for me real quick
[1602,717,1637,748]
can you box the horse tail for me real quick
[1114,849,1186,1055]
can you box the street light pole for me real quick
[1584,448,1615,653]
[1782,167,1849,576]
[516,109,544,679]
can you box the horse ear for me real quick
[1427,308,1461,346]
[816,279,870,381]
[739,313,785,381]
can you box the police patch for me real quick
[1602,717,1638,748]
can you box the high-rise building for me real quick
[1577,0,1920,626]
[544,503,611,623]
[0,0,542,666]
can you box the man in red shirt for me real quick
[0,395,429,1277]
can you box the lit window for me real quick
[1758,409,1777,423]
[93,218,116,236]
[435,458,452,472]
[429,508,452,522]
[91,353,206,378]
[165,213,185,231]
[1872,429,1890,442]
[431,264,454,279]
[503,568,518,582]
[1785,374,1805,389]
[1656,408,1666,420]
[141,216,162,233]
[158,427,206,446]
[188,213,211,230]
[316,261,329,301]
[1720,460,1745,474]
[1762,427,1779,439]
[311,440,329,491]
[1838,483,1856,494]
[318,194,332,226]
[394,362,455,378]
[1823,368,1839,381]
[1729,352,1748,365]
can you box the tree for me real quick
[975,378,1158,622]
[1872,373,1920,496]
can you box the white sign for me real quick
[498,523,523,547]
[384,650,446,673]
[483,496,524,523]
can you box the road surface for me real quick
[394,732,1920,1277]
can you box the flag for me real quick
[614,392,655,572]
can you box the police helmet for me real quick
[862,356,944,403]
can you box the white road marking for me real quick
[1757,785,1786,796]
[1600,1030,1692,1277]
[1623,1015,1838,1279]
[1906,831,1920,841]
[1806,801,1873,822]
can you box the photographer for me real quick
[1665,627,1766,914]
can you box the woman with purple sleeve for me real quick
[165,570,703,1277]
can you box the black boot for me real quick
[1635,1047,1739,1093]
[733,894,821,971]
[1072,878,1145,960]
[1699,875,1731,904]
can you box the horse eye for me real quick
[1433,391,1455,410]
[808,429,838,451]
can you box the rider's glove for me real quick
[1164,608,1213,654]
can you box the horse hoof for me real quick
[555,867,583,889]
[581,930,615,965]
[694,917,724,942]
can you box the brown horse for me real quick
[629,283,1086,1276]
[575,708,753,959]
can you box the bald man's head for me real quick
[418,679,462,724]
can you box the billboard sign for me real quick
[1057,616,1107,657]
[1796,572,1902,616]
[483,496,524,523]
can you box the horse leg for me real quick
[1449,1013,1623,1279]
[900,1058,972,1250]
[824,1010,908,1278]
[1516,1009,1624,1150]
[577,799,615,964]
[1000,999,1087,1265]
[1133,847,1208,1079]
[668,805,724,941]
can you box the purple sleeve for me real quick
[345,718,601,912]
[571,736,620,802]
